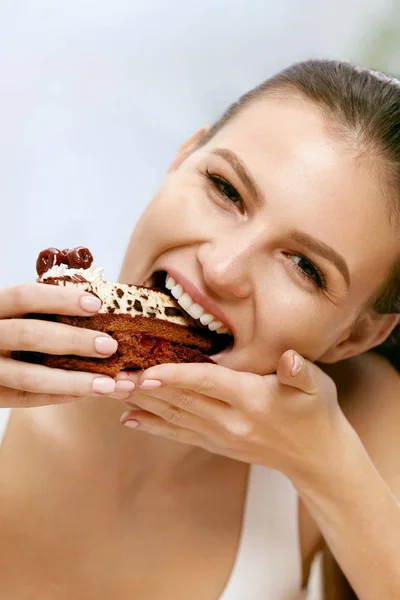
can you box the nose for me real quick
[197,235,254,299]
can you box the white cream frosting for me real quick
[39,264,196,327]
[40,263,105,285]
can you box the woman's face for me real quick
[120,96,398,375]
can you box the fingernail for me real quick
[139,380,162,389]
[291,354,303,376]
[92,377,116,395]
[115,380,136,392]
[95,337,118,355]
[80,295,102,312]
[124,420,139,429]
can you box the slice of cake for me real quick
[14,247,231,377]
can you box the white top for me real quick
[220,465,302,599]
[0,408,321,599]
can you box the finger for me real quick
[0,356,116,400]
[106,379,137,401]
[124,390,209,434]
[0,283,103,319]
[115,371,142,384]
[0,384,80,407]
[136,362,260,407]
[135,384,228,421]
[120,409,210,448]
[276,350,318,395]
[0,319,118,357]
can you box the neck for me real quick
[7,397,216,495]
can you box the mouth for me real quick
[144,270,234,356]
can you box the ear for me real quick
[168,126,210,173]
[319,311,400,363]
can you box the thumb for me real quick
[276,350,319,395]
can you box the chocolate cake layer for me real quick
[13,313,215,377]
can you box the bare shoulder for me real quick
[323,352,400,490]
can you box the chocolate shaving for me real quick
[71,274,89,283]
[133,300,143,312]
[165,307,184,317]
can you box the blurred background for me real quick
[1,0,399,284]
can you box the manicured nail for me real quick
[92,377,116,395]
[115,380,136,392]
[139,380,162,389]
[291,354,303,376]
[94,336,118,355]
[80,295,102,312]
[124,420,139,429]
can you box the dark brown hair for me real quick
[201,59,400,315]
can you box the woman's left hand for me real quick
[117,350,348,482]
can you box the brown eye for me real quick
[36,248,61,276]
[290,254,326,289]
[67,247,93,269]
[205,170,245,213]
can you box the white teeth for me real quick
[200,313,214,326]
[171,284,183,299]
[187,303,204,319]
[165,273,231,337]
[208,320,223,331]
[165,276,175,290]
[178,293,192,310]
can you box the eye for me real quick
[289,254,327,289]
[205,170,245,214]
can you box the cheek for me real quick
[248,289,340,370]
[120,175,214,280]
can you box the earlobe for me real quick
[319,312,400,363]
[168,126,210,173]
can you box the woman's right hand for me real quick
[0,283,127,408]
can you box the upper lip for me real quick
[164,267,234,335]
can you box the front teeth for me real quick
[166,275,230,335]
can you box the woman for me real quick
[1,59,400,599]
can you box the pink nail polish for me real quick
[124,420,139,429]
[80,295,102,312]
[115,380,136,392]
[139,380,162,389]
[92,377,115,395]
[95,336,118,355]
[291,354,303,376]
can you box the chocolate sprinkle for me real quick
[116,289,124,298]
[133,299,143,312]
[113,300,120,309]
[165,307,184,318]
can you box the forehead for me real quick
[206,96,397,292]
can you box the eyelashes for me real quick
[203,168,327,290]
[205,170,245,214]
[289,254,326,289]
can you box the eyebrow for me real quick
[291,230,350,287]
[211,148,264,207]
[211,147,350,287]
